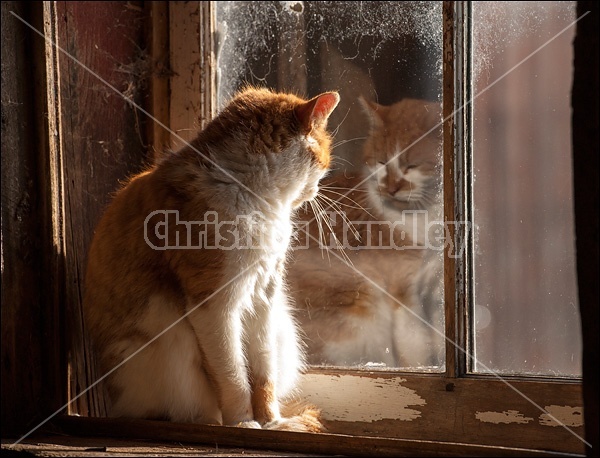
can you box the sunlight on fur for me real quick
[288,97,445,370]
[83,87,340,431]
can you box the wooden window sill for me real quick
[0,416,583,457]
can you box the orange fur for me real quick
[288,98,445,369]
[84,87,339,429]
[250,379,277,424]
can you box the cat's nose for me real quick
[387,180,404,196]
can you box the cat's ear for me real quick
[359,96,388,130]
[295,92,340,132]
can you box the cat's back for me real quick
[83,160,214,332]
[84,167,170,330]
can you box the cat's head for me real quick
[203,87,340,209]
[359,97,442,213]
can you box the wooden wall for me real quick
[53,0,150,417]
[1,1,151,433]
[1,1,62,435]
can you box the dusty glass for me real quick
[471,1,581,376]
[215,1,445,371]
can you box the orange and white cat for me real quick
[288,97,444,369]
[83,87,339,431]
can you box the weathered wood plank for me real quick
[299,371,585,454]
[52,1,149,417]
[169,1,203,151]
[442,0,459,379]
[49,415,581,457]
[2,435,318,457]
[145,1,170,162]
[1,1,65,436]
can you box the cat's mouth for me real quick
[292,186,319,208]
[391,194,417,202]
[381,188,422,203]
[382,192,423,209]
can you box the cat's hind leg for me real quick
[105,302,222,424]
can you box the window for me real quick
[208,1,585,452]
[217,1,446,373]
[471,2,581,377]
[2,1,595,456]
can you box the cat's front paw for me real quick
[263,412,324,433]
[236,420,262,429]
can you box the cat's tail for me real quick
[263,399,326,433]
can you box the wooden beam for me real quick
[572,2,599,456]
[52,415,576,458]
[1,0,65,436]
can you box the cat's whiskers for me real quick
[320,195,367,211]
[331,136,368,150]
[322,185,371,194]
[317,194,361,243]
[320,187,373,215]
[329,157,356,169]
[414,200,426,211]
[417,185,441,209]
[312,195,355,268]
[311,197,342,266]
[311,196,341,253]
[315,201,353,269]
[330,107,352,138]
[308,199,328,261]
[296,182,374,240]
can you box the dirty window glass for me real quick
[215,1,445,371]
[471,1,581,376]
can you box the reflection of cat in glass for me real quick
[288,97,445,369]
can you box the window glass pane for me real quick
[216,1,445,371]
[472,1,581,376]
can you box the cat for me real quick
[288,97,445,369]
[83,87,340,431]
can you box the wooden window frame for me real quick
[1,1,597,456]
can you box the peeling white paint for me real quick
[539,405,584,427]
[475,410,534,424]
[298,373,425,422]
